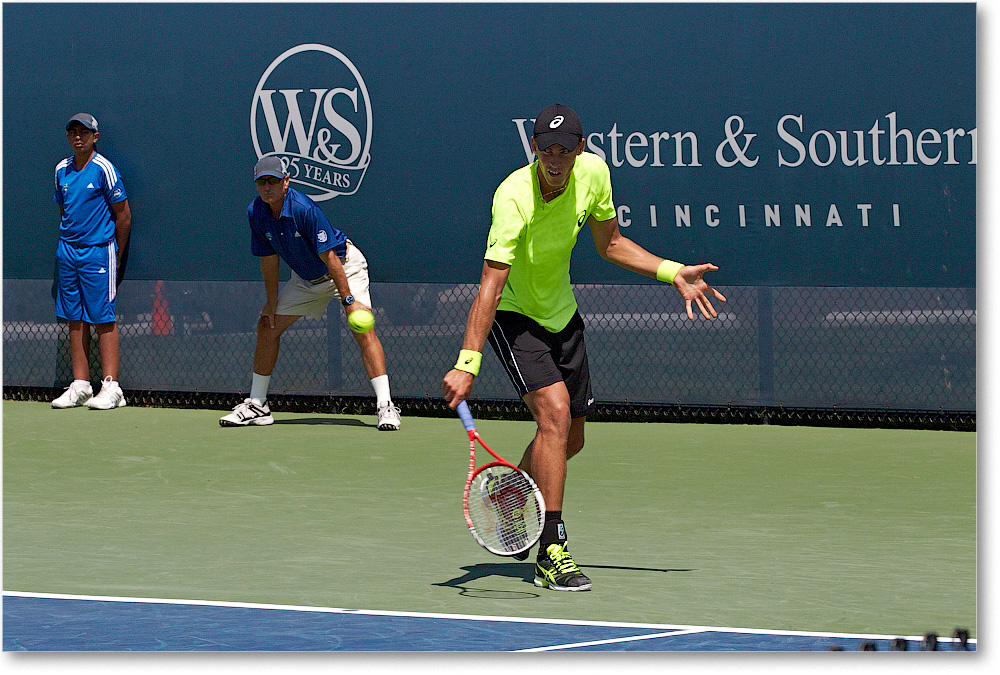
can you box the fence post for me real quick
[757,286,775,405]
[327,310,342,391]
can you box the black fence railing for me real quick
[3,279,975,429]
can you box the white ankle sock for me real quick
[250,372,271,405]
[371,374,391,406]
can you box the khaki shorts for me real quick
[275,241,372,319]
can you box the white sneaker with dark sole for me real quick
[376,401,401,430]
[220,399,274,426]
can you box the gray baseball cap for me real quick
[254,156,287,180]
[66,113,98,131]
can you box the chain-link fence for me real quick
[3,279,975,419]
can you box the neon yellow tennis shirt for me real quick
[485,152,617,332]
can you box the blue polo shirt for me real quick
[53,153,127,247]
[248,188,348,281]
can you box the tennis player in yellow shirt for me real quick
[444,104,725,591]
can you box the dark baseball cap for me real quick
[533,104,583,151]
[66,113,98,131]
[253,156,288,180]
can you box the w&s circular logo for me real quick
[251,44,372,201]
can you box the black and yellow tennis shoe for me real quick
[534,543,592,591]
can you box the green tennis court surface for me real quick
[2,401,975,642]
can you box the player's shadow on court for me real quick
[272,418,373,427]
[434,562,540,599]
[435,562,694,598]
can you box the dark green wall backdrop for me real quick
[2,3,976,287]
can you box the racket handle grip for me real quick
[456,400,477,433]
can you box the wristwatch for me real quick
[341,294,355,306]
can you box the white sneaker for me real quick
[377,401,401,430]
[52,380,93,408]
[86,377,127,410]
[220,398,274,426]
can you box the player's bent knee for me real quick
[259,315,297,337]
[537,405,571,436]
[545,392,572,418]
[352,329,380,348]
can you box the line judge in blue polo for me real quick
[220,156,401,430]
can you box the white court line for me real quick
[2,591,976,646]
[516,629,706,652]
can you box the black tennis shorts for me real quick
[488,310,595,418]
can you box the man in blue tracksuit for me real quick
[51,113,132,410]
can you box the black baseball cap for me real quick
[66,113,98,131]
[533,104,583,151]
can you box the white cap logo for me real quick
[549,115,565,129]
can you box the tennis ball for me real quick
[348,309,375,333]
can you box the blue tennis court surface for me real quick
[2,592,975,652]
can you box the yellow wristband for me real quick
[454,349,482,376]
[656,259,684,284]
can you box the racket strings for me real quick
[468,466,542,555]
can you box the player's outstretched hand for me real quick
[674,263,727,320]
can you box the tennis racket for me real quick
[457,400,545,556]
